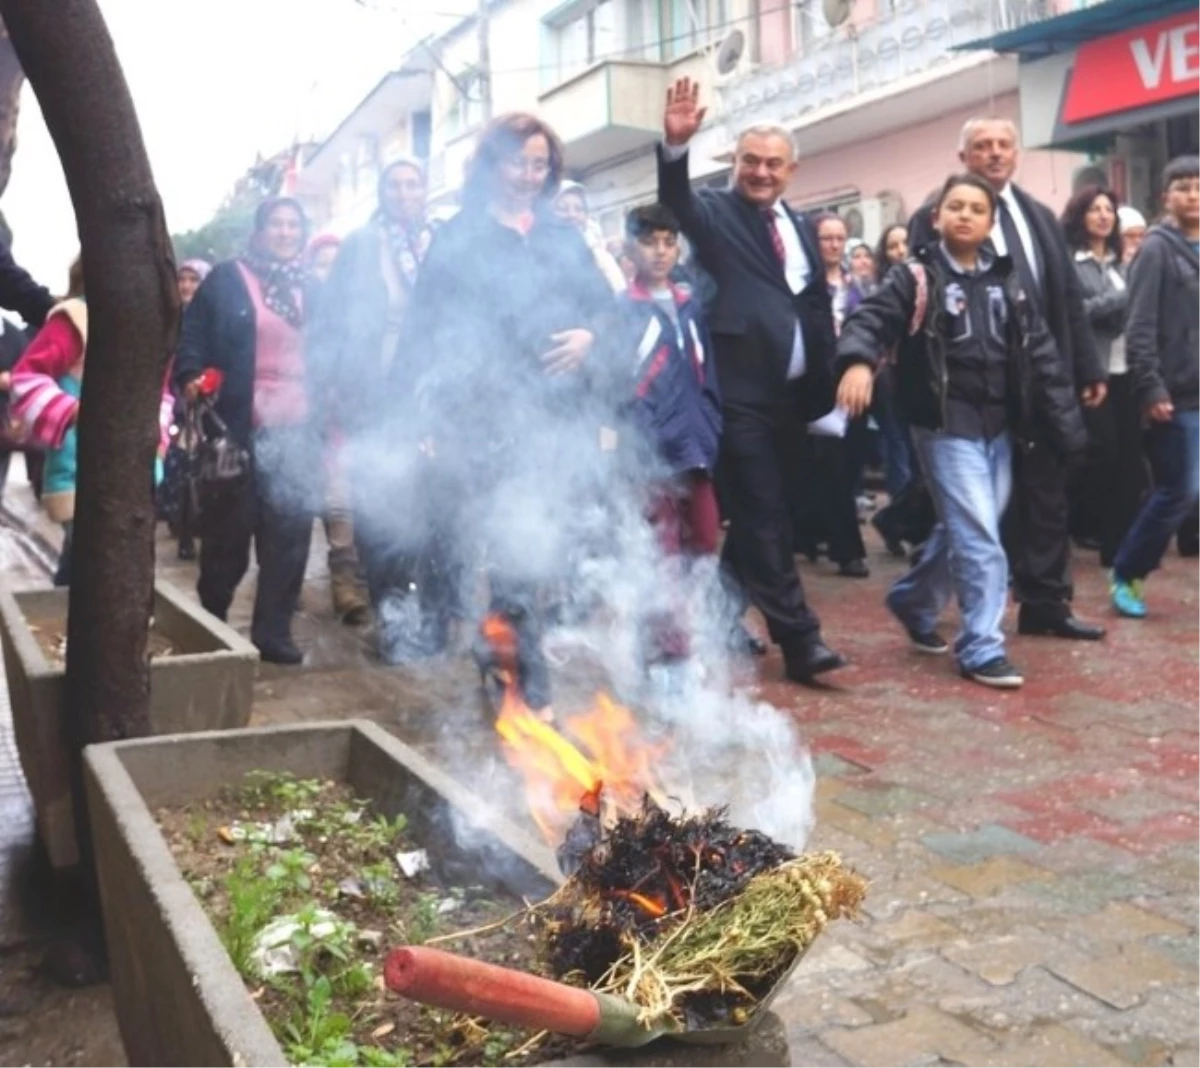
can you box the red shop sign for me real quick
[1062,9,1199,125]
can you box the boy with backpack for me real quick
[835,174,1086,689]
[1110,156,1200,617]
[618,203,722,664]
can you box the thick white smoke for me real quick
[541,472,817,852]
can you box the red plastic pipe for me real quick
[384,945,602,1037]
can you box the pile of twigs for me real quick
[537,798,867,1027]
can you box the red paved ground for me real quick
[1,461,1196,1066]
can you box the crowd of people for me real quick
[0,77,1195,697]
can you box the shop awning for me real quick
[956,0,1199,57]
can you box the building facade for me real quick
[965,0,1199,216]
[298,0,1094,242]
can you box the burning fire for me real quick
[483,615,667,843]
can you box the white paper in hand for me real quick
[807,407,850,439]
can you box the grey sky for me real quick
[4,0,468,290]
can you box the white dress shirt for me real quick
[660,141,811,378]
[991,184,1040,287]
[768,199,812,380]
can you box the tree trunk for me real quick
[0,26,25,244]
[0,0,178,960]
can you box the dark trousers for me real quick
[197,430,314,648]
[792,432,866,565]
[0,448,12,501]
[54,520,73,587]
[26,449,44,500]
[1068,374,1149,566]
[1004,440,1073,618]
[1114,410,1200,581]
[352,451,459,660]
[718,403,822,651]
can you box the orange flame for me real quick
[484,614,667,843]
[614,889,668,918]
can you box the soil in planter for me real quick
[29,619,175,668]
[156,771,582,1068]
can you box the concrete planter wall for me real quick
[86,721,792,1068]
[0,578,258,869]
[85,721,562,1068]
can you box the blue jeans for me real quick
[873,369,913,497]
[887,429,1013,670]
[1113,409,1200,582]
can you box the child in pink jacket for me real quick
[11,260,171,585]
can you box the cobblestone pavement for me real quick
[0,455,1196,1067]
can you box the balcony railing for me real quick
[718,0,1054,131]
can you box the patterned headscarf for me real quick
[179,258,212,282]
[375,160,431,288]
[242,197,309,328]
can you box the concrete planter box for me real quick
[0,578,258,869]
[85,721,562,1068]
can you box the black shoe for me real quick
[728,623,768,657]
[1017,610,1106,641]
[177,543,196,561]
[256,638,304,665]
[837,558,870,578]
[784,641,848,684]
[906,628,949,655]
[961,657,1024,689]
[870,513,905,557]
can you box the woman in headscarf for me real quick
[177,258,212,306]
[554,181,627,292]
[304,234,342,286]
[396,113,618,713]
[175,197,317,665]
[307,159,441,662]
[162,257,213,559]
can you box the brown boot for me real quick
[330,566,370,625]
[326,511,370,625]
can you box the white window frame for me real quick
[547,0,617,85]
[446,68,484,140]
[664,0,729,61]
[792,0,836,58]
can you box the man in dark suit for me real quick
[908,117,1108,641]
[657,77,845,684]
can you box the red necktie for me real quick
[763,208,787,267]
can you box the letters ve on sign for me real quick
[1062,10,1199,125]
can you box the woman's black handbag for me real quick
[187,398,251,535]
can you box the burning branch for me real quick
[535,798,867,1030]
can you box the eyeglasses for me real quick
[503,155,551,177]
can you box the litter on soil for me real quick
[156,772,582,1068]
[29,619,175,668]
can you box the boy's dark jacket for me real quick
[1125,221,1199,412]
[836,244,1087,459]
[617,282,722,475]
